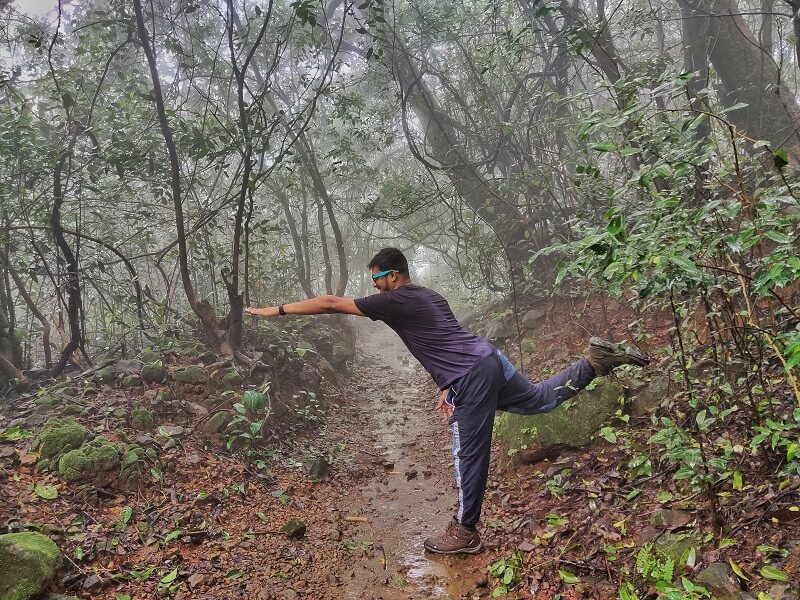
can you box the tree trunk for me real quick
[51,147,83,376]
[276,186,314,298]
[133,0,225,349]
[0,248,52,368]
[679,0,800,159]
[296,134,349,296]
[385,33,533,286]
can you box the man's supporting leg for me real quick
[496,358,596,415]
[424,353,504,554]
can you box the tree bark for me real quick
[296,134,349,296]
[275,186,314,298]
[133,0,225,348]
[51,145,83,376]
[679,0,800,159]
[0,248,52,368]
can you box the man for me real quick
[245,247,649,554]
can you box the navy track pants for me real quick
[446,350,595,527]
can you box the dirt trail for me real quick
[330,319,486,598]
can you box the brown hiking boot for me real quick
[423,519,482,555]
[586,337,650,376]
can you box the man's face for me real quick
[371,267,399,292]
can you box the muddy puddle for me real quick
[337,320,485,599]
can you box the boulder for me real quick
[130,406,154,432]
[695,562,743,600]
[93,366,115,384]
[35,418,88,460]
[140,348,160,363]
[627,376,670,417]
[650,509,692,531]
[121,375,142,388]
[281,519,306,539]
[115,359,143,376]
[653,533,702,566]
[485,320,516,341]
[307,455,330,480]
[494,380,625,461]
[203,411,230,434]
[521,308,547,330]
[222,368,243,390]
[173,365,208,385]
[300,364,322,390]
[57,436,120,485]
[0,532,62,600]
[141,363,165,383]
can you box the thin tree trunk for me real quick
[133,0,224,347]
[296,135,349,296]
[51,145,82,376]
[276,186,314,298]
[0,248,52,368]
[316,193,333,296]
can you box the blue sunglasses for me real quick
[371,269,398,280]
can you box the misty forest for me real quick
[0,0,799,597]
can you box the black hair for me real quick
[367,247,409,276]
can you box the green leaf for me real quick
[732,470,743,490]
[729,559,749,581]
[164,529,182,543]
[226,568,243,579]
[151,467,163,480]
[787,443,797,462]
[160,567,178,584]
[34,485,58,500]
[592,141,615,152]
[764,230,793,244]
[760,565,788,581]
[620,146,642,156]
[0,425,34,441]
[121,506,133,524]
[773,149,789,170]
[559,570,580,584]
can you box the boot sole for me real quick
[423,541,483,555]
[589,337,650,367]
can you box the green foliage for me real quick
[488,549,525,595]
[227,383,272,450]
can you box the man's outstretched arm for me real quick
[245,295,366,318]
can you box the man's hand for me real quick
[244,306,277,318]
[435,388,453,422]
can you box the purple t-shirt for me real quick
[354,284,494,390]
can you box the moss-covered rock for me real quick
[121,375,142,388]
[33,395,57,414]
[203,411,230,434]
[222,368,243,390]
[93,365,115,384]
[130,406,154,432]
[35,418,88,460]
[494,380,625,464]
[173,365,208,384]
[0,532,62,600]
[117,447,144,490]
[141,348,160,363]
[141,363,165,383]
[653,533,702,566]
[57,436,120,484]
[62,404,85,416]
[281,519,307,539]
